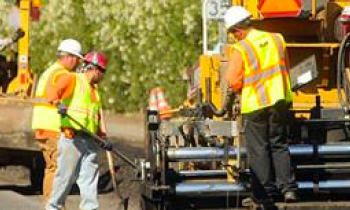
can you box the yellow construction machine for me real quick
[140,1,350,209]
[0,0,43,190]
[1,0,37,96]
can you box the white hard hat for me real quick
[57,39,83,58]
[224,6,252,30]
[342,6,350,16]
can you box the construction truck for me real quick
[140,0,350,209]
[0,0,43,189]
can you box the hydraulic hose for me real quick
[206,90,235,117]
[337,32,350,113]
[204,77,235,117]
[207,102,227,117]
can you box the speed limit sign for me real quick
[206,0,229,20]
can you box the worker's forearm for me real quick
[46,85,70,104]
[46,87,61,105]
[46,73,75,104]
[226,50,244,93]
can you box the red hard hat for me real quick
[84,52,108,70]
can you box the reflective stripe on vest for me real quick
[61,74,100,133]
[235,30,293,114]
[31,63,69,132]
[239,39,260,71]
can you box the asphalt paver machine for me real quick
[140,0,350,209]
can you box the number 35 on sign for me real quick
[206,0,228,20]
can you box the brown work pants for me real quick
[37,137,58,204]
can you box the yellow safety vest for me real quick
[233,29,293,114]
[61,74,100,133]
[31,62,69,132]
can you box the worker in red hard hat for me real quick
[45,51,109,210]
[82,51,108,83]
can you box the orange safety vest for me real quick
[32,62,69,132]
[233,29,293,114]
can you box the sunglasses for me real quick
[84,63,106,73]
[97,66,106,73]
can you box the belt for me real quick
[61,127,84,138]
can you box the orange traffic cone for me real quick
[148,88,159,111]
[148,87,172,120]
[155,87,172,119]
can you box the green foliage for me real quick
[0,1,15,35]
[1,0,203,112]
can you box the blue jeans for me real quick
[46,132,100,210]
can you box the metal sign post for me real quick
[202,0,230,55]
[202,0,208,55]
[18,0,30,96]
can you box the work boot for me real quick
[259,203,278,210]
[242,197,257,207]
[242,197,275,209]
[283,191,297,202]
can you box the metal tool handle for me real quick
[63,113,139,169]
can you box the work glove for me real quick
[56,102,67,115]
[12,28,25,42]
[99,140,114,151]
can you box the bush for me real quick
[20,0,202,112]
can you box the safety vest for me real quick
[61,74,101,133]
[233,29,293,114]
[31,62,69,132]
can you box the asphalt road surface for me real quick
[0,113,144,210]
[0,179,42,210]
[3,113,350,210]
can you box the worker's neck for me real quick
[57,60,72,71]
[84,72,95,86]
[242,27,253,39]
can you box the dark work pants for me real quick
[243,101,297,203]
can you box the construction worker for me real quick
[224,6,297,208]
[31,38,83,205]
[45,52,108,210]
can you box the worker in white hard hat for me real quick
[224,6,297,209]
[31,38,83,206]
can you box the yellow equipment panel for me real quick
[7,0,32,96]
[199,55,222,109]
